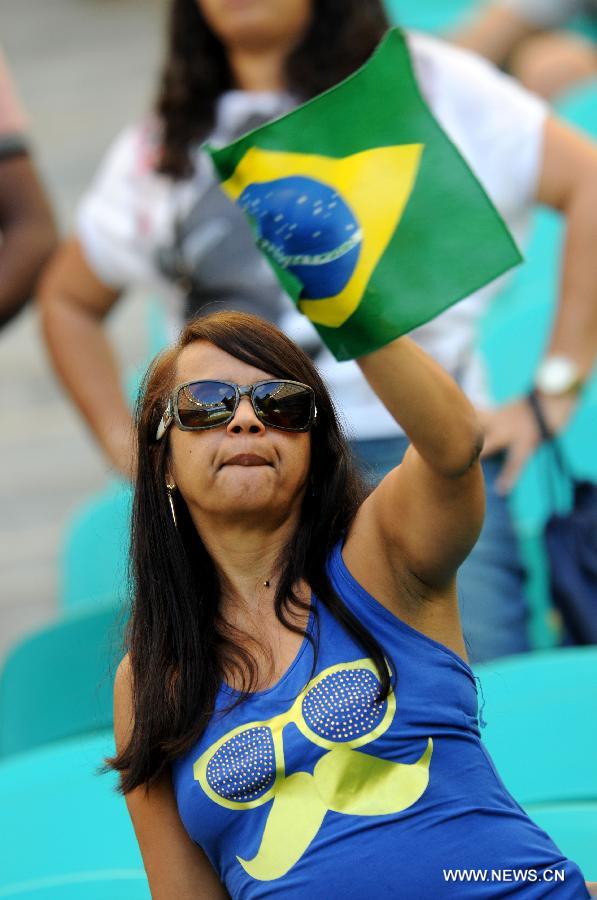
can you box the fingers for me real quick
[477,410,507,458]
[480,426,507,458]
[480,401,542,492]
[495,439,534,495]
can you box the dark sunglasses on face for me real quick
[155,379,318,441]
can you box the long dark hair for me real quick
[156,0,389,177]
[103,311,391,794]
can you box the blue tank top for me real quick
[171,541,590,898]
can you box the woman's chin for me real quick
[217,462,276,485]
[185,464,307,521]
[214,466,280,505]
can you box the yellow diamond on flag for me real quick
[220,145,424,328]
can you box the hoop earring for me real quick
[166,481,178,529]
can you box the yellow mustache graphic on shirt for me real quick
[238,739,433,881]
[194,659,433,881]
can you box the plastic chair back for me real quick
[0,604,123,758]
[0,732,150,898]
[524,802,597,881]
[474,647,597,805]
[61,480,133,613]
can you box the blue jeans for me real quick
[350,437,530,665]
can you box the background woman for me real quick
[108,310,590,898]
[39,0,597,666]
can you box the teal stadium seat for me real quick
[523,804,597,882]
[0,604,123,758]
[384,0,475,31]
[475,647,597,879]
[61,479,132,613]
[0,731,150,899]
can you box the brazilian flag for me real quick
[208,28,522,361]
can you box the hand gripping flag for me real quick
[208,28,522,361]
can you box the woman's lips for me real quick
[222,453,272,467]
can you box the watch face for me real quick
[536,356,580,395]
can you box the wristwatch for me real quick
[534,355,583,397]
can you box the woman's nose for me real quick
[226,397,266,435]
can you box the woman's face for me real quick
[166,340,312,526]
[196,0,312,52]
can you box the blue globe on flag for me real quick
[238,176,362,299]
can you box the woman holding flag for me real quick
[107,308,592,896]
[39,0,597,666]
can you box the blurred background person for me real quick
[0,47,57,328]
[39,0,597,665]
[453,0,597,99]
[0,0,164,676]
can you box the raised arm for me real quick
[345,336,485,595]
[38,237,136,479]
[114,656,230,900]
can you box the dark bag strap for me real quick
[527,389,576,512]
[527,390,573,474]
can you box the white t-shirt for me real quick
[501,0,596,28]
[77,32,548,440]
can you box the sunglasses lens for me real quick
[206,726,276,802]
[302,668,386,743]
[177,381,237,429]
[253,381,314,430]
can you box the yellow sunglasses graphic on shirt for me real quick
[194,658,433,881]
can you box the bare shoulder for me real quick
[113,652,133,753]
[342,470,471,663]
[112,653,228,899]
[345,438,484,588]
[115,650,131,686]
